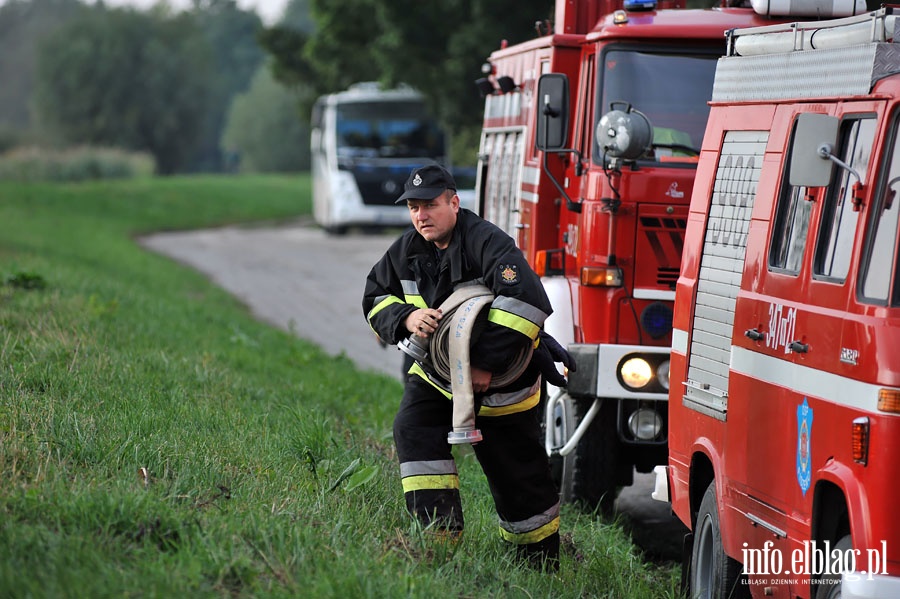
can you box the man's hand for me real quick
[533,331,576,387]
[539,331,576,372]
[405,308,443,338]
[471,367,492,393]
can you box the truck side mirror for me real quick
[535,73,569,151]
[789,113,839,187]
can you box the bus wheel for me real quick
[324,225,348,236]
[690,482,747,599]
[815,535,851,599]
[549,394,619,515]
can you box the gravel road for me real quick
[140,218,407,381]
[139,218,687,562]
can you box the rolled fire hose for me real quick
[398,285,533,445]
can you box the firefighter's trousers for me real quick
[393,372,561,566]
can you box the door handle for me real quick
[745,328,765,341]
[788,340,809,354]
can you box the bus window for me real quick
[335,102,444,159]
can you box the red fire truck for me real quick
[656,6,900,598]
[476,0,860,512]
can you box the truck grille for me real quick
[637,211,687,291]
[657,267,680,287]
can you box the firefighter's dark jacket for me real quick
[363,208,552,385]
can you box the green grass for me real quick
[0,175,680,598]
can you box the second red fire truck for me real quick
[476,0,864,511]
[656,6,900,598]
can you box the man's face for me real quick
[407,191,459,249]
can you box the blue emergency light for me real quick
[624,0,657,11]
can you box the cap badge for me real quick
[412,173,422,186]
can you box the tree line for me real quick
[0,0,556,174]
[0,0,307,174]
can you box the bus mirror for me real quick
[535,73,569,151]
[789,113,839,187]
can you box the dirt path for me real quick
[140,220,406,380]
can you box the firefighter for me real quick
[362,164,573,568]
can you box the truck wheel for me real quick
[815,535,851,599]
[548,393,619,514]
[690,482,747,599]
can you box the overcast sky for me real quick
[96,0,288,24]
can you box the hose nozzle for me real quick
[447,428,483,445]
[398,334,429,363]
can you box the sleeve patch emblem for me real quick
[500,264,519,285]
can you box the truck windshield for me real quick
[336,101,445,159]
[594,47,719,164]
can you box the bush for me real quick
[220,64,310,173]
[0,146,155,182]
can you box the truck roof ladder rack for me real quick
[713,7,900,103]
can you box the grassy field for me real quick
[0,175,680,598]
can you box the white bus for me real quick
[310,82,453,234]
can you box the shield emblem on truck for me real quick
[796,398,813,495]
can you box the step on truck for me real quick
[475,0,861,513]
[655,6,900,598]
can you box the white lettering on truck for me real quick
[767,303,797,354]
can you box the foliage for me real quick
[0,145,155,181]
[186,0,266,171]
[259,0,553,162]
[279,0,315,34]
[24,1,265,174]
[0,0,84,135]
[0,175,680,597]
[33,7,213,174]
[221,64,311,172]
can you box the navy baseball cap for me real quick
[395,165,457,203]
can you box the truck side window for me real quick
[862,116,900,303]
[814,117,876,282]
[769,122,812,275]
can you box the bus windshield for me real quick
[336,101,445,159]
[594,47,719,164]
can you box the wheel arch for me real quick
[689,450,715,530]
[811,480,851,546]
[814,461,860,546]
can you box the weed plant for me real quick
[0,176,680,598]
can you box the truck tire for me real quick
[690,482,748,599]
[815,535,851,599]
[547,393,619,515]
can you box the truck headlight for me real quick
[620,357,652,389]
[657,359,670,391]
[628,408,663,441]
